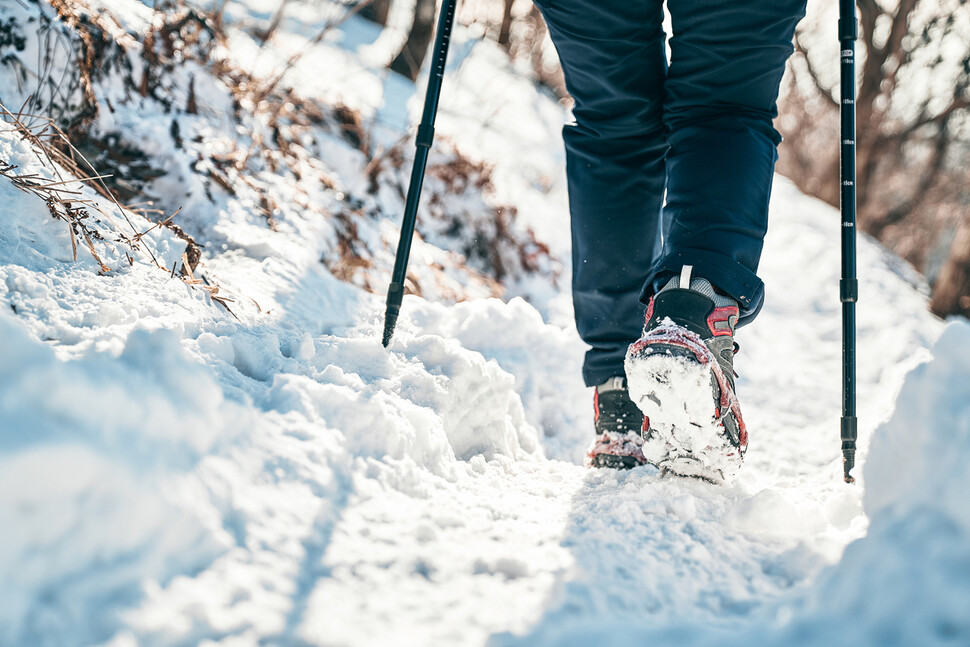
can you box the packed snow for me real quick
[0,1,967,646]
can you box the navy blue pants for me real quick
[534,0,806,386]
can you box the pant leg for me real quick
[535,0,667,386]
[643,0,807,324]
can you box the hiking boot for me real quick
[585,376,650,469]
[624,265,747,481]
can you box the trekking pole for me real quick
[381,0,460,347]
[839,0,859,483]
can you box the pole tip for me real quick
[843,453,856,484]
[382,308,398,347]
[841,418,858,484]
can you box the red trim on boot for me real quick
[707,305,739,337]
[643,297,655,324]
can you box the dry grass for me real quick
[0,99,235,314]
[4,0,559,308]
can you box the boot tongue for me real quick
[652,290,715,337]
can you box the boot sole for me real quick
[585,432,648,470]
[625,344,742,482]
[589,454,644,470]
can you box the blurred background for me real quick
[5,0,968,316]
[341,0,970,318]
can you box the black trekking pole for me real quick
[381,0,459,347]
[839,0,859,483]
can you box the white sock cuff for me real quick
[661,266,738,309]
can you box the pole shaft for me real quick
[839,0,859,482]
[383,0,459,347]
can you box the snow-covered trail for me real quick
[280,182,942,647]
[1,130,940,645]
[2,1,967,646]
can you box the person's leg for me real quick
[644,0,807,324]
[534,0,667,386]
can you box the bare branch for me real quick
[254,0,381,103]
[887,95,970,142]
[255,0,292,44]
[930,217,970,318]
[869,120,952,237]
[857,0,881,53]
[857,0,884,104]
[884,0,920,64]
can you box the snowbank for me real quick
[406,297,589,462]
[0,312,238,645]
[787,319,970,645]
